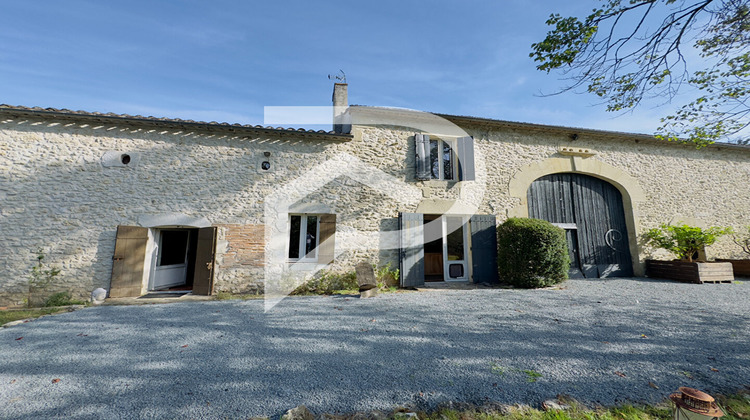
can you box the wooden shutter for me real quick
[457,136,475,181]
[415,133,431,180]
[399,212,425,287]
[318,214,336,264]
[192,227,217,295]
[470,214,498,284]
[110,225,149,298]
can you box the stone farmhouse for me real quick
[1,84,749,305]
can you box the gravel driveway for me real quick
[1,278,749,419]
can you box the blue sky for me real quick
[0,0,685,134]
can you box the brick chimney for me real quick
[332,83,351,134]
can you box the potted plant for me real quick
[716,226,750,277]
[644,223,734,283]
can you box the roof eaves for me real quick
[436,112,750,152]
[349,105,750,152]
[0,105,353,141]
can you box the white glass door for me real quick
[442,216,468,281]
[152,230,190,290]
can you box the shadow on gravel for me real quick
[1,280,749,419]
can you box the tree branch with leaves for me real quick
[531,0,750,147]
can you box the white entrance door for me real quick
[442,215,469,281]
[152,230,190,290]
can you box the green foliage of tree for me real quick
[644,223,732,261]
[497,218,569,288]
[531,0,750,147]
[733,225,750,256]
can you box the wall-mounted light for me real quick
[258,151,273,173]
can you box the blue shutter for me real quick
[470,214,498,284]
[457,136,475,181]
[415,134,431,180]
[399,212,425,287]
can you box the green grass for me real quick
[423,401,669,420]
[43,291,87,307]
[719,392,750,420]
[332,289,360,295]
[523,369,543,382]
[416,392,750,420]
[490,362,506,376]
[488,363,542,382]
[0,308,68,325]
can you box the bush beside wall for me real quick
[497,218,569,288]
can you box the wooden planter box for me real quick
[645,259,734,284]
[715,259,750,277]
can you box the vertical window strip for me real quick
[429,139,440,179]
[305,215,318,257]
[288,215,302,259]
[443,141,454,181]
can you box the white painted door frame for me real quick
[441,215,469,282]
[150,228,190,290]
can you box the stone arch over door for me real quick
[508,157,646,276]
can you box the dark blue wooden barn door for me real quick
[528,173,633,278]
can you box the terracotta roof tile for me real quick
[0,104,348,138]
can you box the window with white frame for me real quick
[415,133,475,182]
[289,214,320,261]
[287,213,337,264]
[288,214,320,261]
[429,138,455,181]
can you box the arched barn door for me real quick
[528,173,633,278]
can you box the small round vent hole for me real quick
[121,154,131,165]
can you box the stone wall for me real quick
[0,112,371,305]
[350,113,750,274]
[1,107,749,305]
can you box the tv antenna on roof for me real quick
[328,69,346,83]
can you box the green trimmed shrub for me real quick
[497,217,569,288]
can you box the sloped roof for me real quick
[0,104,352,141]
[350,105,750,152]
